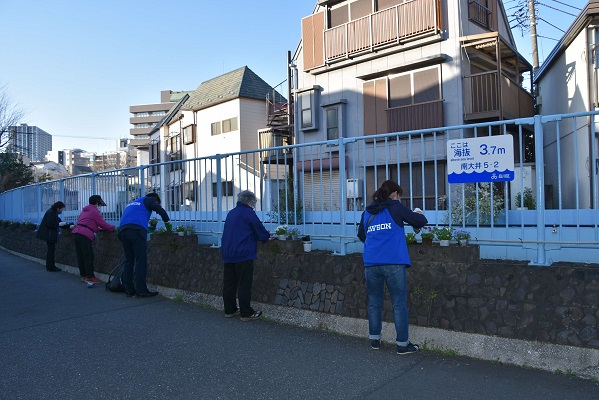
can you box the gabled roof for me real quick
[149,93,191,135]
[182,66,284,112]
[534,0,599,82]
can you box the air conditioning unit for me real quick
[346,179,364,199]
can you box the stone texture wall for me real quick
[2,226,597,349]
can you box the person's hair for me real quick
[51,201,66,211]
[89,195,102,205]
[237,190,257,206]
[146,192,161,204]
[372,180,403,203]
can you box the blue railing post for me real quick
[91,173,97,196]
[139,167,145,199]
[531,115,548,266]
[59,178,65,204]
[214,154,223,247]
[337,137,348,255]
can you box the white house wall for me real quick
[537,26,594,209]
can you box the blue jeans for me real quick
[365,264,409,346]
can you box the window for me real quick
[388,66,441,108]
[183,125,195,145]
[169,135,181,171]
[322,99,346,140]
[149,140,160,176]
[377,0,403,11]
[212,181,234,197]
[151,111,166,116]
[136,112,149,117]
[211,122,221,136]
[299,87,320,131]
[222,117,238,133]
[326,108,339,140]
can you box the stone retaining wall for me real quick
[2,227,597,349]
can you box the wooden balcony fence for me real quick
[324,0,440,63]
[463,71,534,121]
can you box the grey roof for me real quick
[182,66,285,112]
[72,165,93,175]
[149,93,191,135]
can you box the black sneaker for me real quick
[225,310,240,318]
[240,310,262,321]
[397,342,419,355]
[370,339,381,350]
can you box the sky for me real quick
[0,0,588,155]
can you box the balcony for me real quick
[386,100,444,132]
[461,33,533,122]
[303,0,441,71]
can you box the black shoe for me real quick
[46,267,61,272]
[136,291,158,298]
[125,290,136,297]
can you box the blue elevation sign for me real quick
[447,135,515,184]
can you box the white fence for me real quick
[2,111,599,265]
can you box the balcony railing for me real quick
[386,100,444,132]
[463,71,534,121]
[468,0,491,29]
[324,0,440,63]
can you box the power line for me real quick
[547,0,582,11]
[538,2,578,18]
[539,17,566,33]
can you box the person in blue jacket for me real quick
[118,192,170,297]
[221,190,270,321]
[357,180,428,354]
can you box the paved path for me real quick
[1,249,598,400]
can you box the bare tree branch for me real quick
[0,85,25,150]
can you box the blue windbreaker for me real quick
[357,200,428,267]
[221,202,270,263]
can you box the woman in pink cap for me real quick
[72,195,116,283]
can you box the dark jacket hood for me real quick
[366,199,397,215]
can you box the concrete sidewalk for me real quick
[1,249,597,400]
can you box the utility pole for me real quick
[528,0,540,72]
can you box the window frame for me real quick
[322,99,346,141]
[183,125,195,145]
[299,86,321,132]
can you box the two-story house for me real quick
[283,0,533,211]
[148,66,283,212]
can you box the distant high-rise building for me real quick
[8,124,52,162]
[129,90,192,150]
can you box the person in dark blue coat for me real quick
[221,190,270,321]
[36,201,66,272]
[358,180,428,354]
[118,192,169,297]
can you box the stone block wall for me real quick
[1,227,597,349]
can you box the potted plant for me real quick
[405,232,417,244]
[434,226,453,246]
[165,221,173,233]
[420,226,434,245]
[148,218,158,233]
[515,187,536,210]
[175,225,186,236]
[184,225,195,235]
[302,235,312,252]
[275,225,288,240]
[454,229,471,246]
[288,227,300,240]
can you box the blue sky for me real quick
[0,0,587,154]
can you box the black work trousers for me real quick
[45,242,56,270]
[118,227,149,293]
[74,233,95,278]
[223,259,255,317]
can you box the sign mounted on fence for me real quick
[447,135,514,184]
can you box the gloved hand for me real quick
[58,222,68,227]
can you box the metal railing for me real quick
[2,111,599,265]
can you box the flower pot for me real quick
[178,232,185,236]
[439,239,450,247]
[459,239,469,246]
[421,237,433,245]
[303,241,312,252]
[277,235,286,241]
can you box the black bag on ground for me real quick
[106,262,125,292]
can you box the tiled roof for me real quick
[182,66,284,111]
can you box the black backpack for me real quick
[105,262,125,292]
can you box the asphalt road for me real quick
[1,249,597,400]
